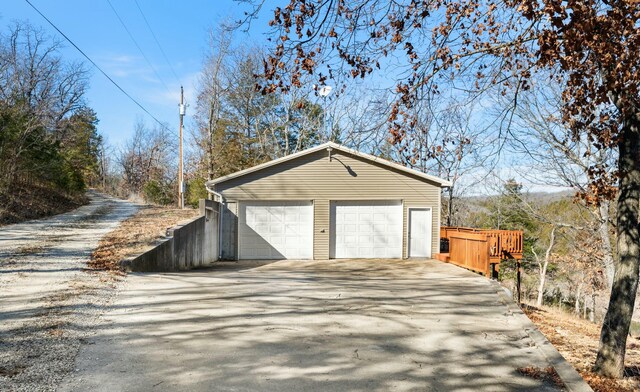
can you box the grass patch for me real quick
[630,321,640,338]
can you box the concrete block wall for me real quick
[121,199,220,272]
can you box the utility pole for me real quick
[101,142,106,190]
[207,100,215,182]
[178,86,185,209]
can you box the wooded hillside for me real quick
[0,23,101,223]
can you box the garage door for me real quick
[330,200,403,258]
[238,201,313,260]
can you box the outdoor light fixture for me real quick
[316,85,333,139]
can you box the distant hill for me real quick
[448,189,577,228]
[458,189,574,204]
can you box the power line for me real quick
[23,0,179,139]
[133,0,183,86]
[105,0,173,95]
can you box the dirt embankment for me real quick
[0,182,88,225]
[89,206,199,271]
[523,304,640,392]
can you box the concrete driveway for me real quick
[60,259,582,392]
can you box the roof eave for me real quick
[328,142,452,187]
[206,141,452,187]
[205,143,332,186]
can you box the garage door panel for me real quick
[285,235,299,244]
[359,234,373,242]
[374,248,386,258]
[239,201,313,260]
[285,226,300,235]
[374,234,386,243]
[373,213,386,222]
[331,200,402,259]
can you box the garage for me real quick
[238,201,313,260]
[330,200,403,259]
[209,142,451,260]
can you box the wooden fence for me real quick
[448,232,492,276]
[440,227,523,277]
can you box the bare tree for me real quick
[508,81,617,291]
[253,0,640,375]
[533,225,557,307]
[0,22,88,189]
[194,25,233,181]
[118,120,176,203]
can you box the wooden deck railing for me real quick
[439,227,523,277]
[448,232,491,276]
[484,230,523,259]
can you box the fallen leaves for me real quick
[89,205,198,272]
[0,181,87,225]
[523,304,640,392]
[517,366,565,388]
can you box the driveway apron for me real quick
[60,259,572,391]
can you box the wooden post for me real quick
[490,262,498,280]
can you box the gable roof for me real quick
[206,142,453,187]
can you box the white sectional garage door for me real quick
[239,201,313,260]
[330,200,403,258]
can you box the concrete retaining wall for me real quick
[121,199,220,272]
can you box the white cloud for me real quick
[96,52,160,83]
[144,71,200,108]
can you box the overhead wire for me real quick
[133,0,183,86]
[105,0,173,96]
[23,0,180,140]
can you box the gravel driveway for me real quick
[60,259,587,392]
[0,191,138,391]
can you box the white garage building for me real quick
[207,142,451,260]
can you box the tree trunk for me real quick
[583,293,588,319]
[207,101,215,181]
[575,280,583,315]
[594,118,640,378]
[536,263,548,307]
[598,201,615,292]
[284,106,290,156]
[446,186,454,227]
[536,226,557,307]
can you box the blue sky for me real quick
[1,1,571,194]
[1,0,271,146]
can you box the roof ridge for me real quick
[206,142,452,187]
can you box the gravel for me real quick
[0,191,138,391]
